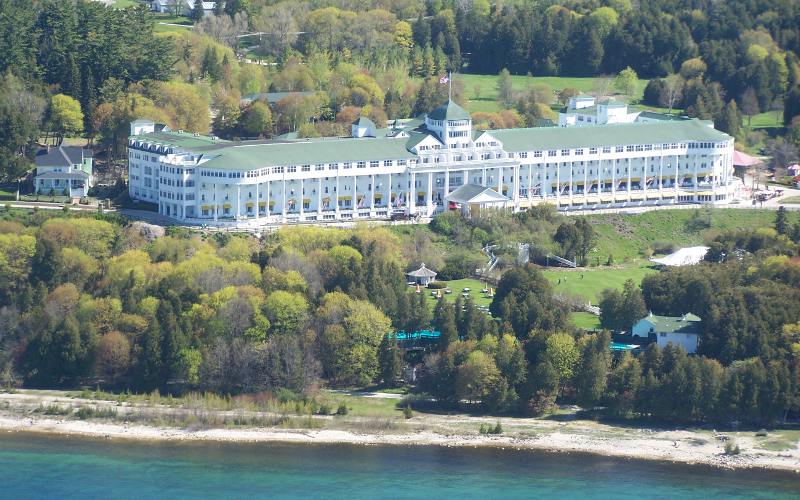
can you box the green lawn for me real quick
[571,312,601,330]
[111,0,138,8]
[745,111,784,130]
[458,73,649,114]
[420,278,495,311]
[543,263,657,304]
[584,208,799,262]
[780,196,800,204]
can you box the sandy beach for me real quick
[1,391,798,472]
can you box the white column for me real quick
[583,160,588,202]
[555,164,560,206]
[387,172,392,212]
[371,174,375,211]
[427,171,433,216]
[674,154,679,199]
[528,163,533,204]
[236,185,241,219]
[335,172,340,218]
[353,173,358,217]
[444,166,450,197]
[611,158,616,201]
[543,163,548,203]
[266,180,271,222]
[282,177,287,220]
[568,161,574,204]
[213,183,218,221]
[299,178,304,219]
[318,177,323,218]
[693,156,699,202]
[513,164,520,210]
[255,182,259,221]
[659,153,664,197]
[497,166,503,194]
[626,158,631,201]
[408,171,415,214]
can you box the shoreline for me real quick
[1,411,799,473]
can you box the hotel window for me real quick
[589,148,597,154]
[626,146,635,152]
[343,162,352,169]
[561,149,570,156]
[383,160,392,167]
[315,164,324,171]
[603,147,611,153]
[275,166,284,173]
[534,150,543,157]
[575,149,584,156]
[370,161,379,168]
[548,150,557,157]
[329,163,338,170]
[302,165,310,172]
[288,166,297,173]
[357,161,367,169]
[616,146,624,153]
[398,160,407,166]
[520,152,528,158]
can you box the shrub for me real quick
[317,403,332,415]
[336,402,349,415]
[427,282,447,290]
[724,441,740,455]
[403,404,413,419]
[651,241,676,255]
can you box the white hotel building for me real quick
[127,100,737,227]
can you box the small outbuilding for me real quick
[445,184,509,219]
[632,312,702,354]
[406,263,437,286]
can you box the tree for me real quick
[679,58,707,80]
[49,93,84,145]
[238,101,273,138]
[574,331,611,407]
[497,68,514,108]
[740,88,760,126]
[0,74,45,181]
[717,100,742,138]
[379,333,403,387]
[614,67,638,98]
[190,0,205,23]
[544,333,579,393]
[455,350,500,405]
[265,291,308,335]
[94,331,131,382]
[775,206,789,236]
[433,299,458,348]
[661,75,684,114]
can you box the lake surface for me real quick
[0,432,798,499]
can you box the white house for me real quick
[632,312,702,354]
[34,146,93,198]
[558,95,690,128]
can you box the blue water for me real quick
[0,433,798,498]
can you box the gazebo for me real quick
[407,263,437,286]
[445,184,510,219]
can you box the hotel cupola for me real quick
[425,100,472,148]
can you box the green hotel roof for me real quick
[427,100,470,121]
[133,131,229,149]
[196,136,416,169]
[131,118,730,170]
[491,119,730,152]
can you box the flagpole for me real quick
[448,71,452,101]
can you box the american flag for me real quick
[439,75,449,84]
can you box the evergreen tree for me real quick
[433,299,458,349]
[379,333,403,387]
[716,100,742,138]
[775,206,789,235]
[190,0,205,23]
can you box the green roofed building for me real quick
[127,100,737,227]
[632,312,703,353]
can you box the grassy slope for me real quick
[542,263,656,303]
[421,278,495,311]
[459,74,649,114]
[585,208,798,262]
